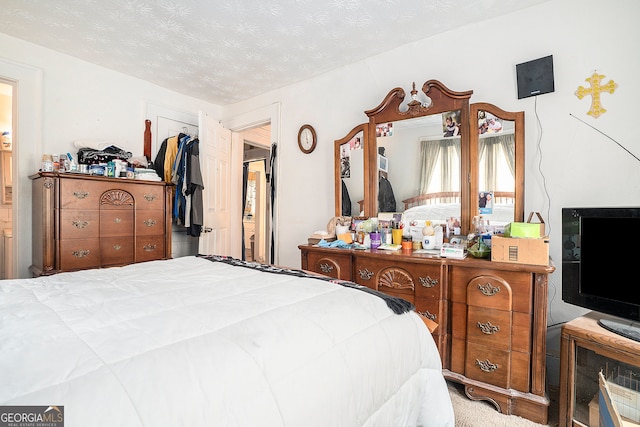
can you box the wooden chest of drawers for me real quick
[30,172,173,276]
[300,244,554,424]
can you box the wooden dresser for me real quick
[30,172,173,276]
[300,244,555,424]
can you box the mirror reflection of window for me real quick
[477,110,516,224]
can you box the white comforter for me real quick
[1,256,453,426]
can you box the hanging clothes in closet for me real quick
[154,133,204,237]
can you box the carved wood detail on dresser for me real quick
[30,172,173,276]
[299,244,555,424]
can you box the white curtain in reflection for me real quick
[478,133,515,191]
[418,138,460,194]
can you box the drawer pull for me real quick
[358,268,375,280]
[477,283,500,296]
[476,359,499,373]
[113,244,122,251]
[143,219,157,227]
[72,249,90,258]
[144,194,157,202]
[72,220,89,229]
[113,217,122,224]
[319,263,334,273]
[73,191,89,199]
[419,275,438,288]
[143,244,157,252]
[477,321,500,335]
[418,310,437,321]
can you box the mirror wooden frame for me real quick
[334,80,525,235]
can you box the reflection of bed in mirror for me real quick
[401,191,515,226]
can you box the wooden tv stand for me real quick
[300,244,554,424]
[559,311,640,427]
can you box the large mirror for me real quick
[365,80,473,233]
[334,123,370,217]
[334,80,524,236]
[469,102,524,228]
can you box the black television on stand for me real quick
[562,207,640,342]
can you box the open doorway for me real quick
[240,125,271,263]
[0,81,14,279]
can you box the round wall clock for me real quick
[298,124,317,154]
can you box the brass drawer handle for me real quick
[476,359,499,373]
[418,310,437,321]
[319,263,334,273]
[72,249,90,258]
[358,268,374,280]
[113,217,122,223]
[477,321,500,335]
[143,219,157,227]
[73,191,89,199]
[419,275,438,288]
[143,243,157,252]
[477,283,500,296]
[144,194,157,202]
[113,244,121,251]
[72,220,89,229]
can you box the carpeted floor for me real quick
[448,382,559,427]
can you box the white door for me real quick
[199,112,232,256]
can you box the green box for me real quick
[504,222,542,238]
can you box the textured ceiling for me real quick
[1,0,547,106]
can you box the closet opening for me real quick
[241,125,271,263]
[0,80,14,279]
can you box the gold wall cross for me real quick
[575,72,617,118]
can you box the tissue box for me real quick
[490,235,549,265]
[504,212,546,237]
[504,222,542,238]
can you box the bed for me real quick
[401,191,515,227]
[0,255,454,426]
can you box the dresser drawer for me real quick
[58,180,110,210]
[465,341,510,388]
[101,236,134,266]
[451,267,533,313]
[467,306,511,350]
[412,264,442,299]
[307,251,352,280]
[129,184,166,211]
[415,296,444,327]
[59,239,101,271]
[135,210,166,236]
[100,210,134,236]
[59,210,100,239]
[135,235,166,262]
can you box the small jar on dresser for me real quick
[30,172,173,276]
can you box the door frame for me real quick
[224,102,281,265]
[0,59,43,278]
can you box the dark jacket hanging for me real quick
[378,176,397,212]
[341,180,352,216]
